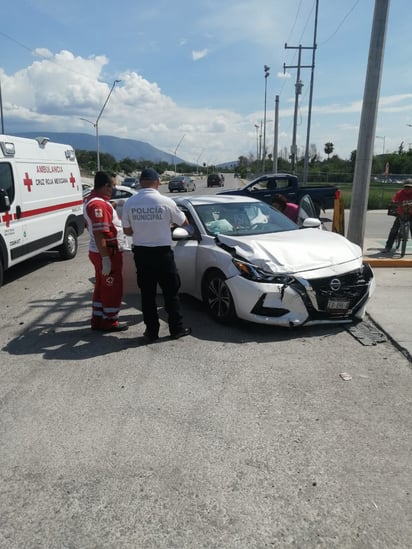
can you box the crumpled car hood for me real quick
[217,228,363,274]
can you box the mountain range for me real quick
[12,132,238,168]
[13,132,187,165]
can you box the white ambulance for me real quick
[0,135,84,287]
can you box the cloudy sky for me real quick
[1,0,411,165]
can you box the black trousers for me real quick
[133,246,183,337]
[385,215,412,249]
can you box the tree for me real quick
[324,142,334,160]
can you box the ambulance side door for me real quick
[0,161,26,268]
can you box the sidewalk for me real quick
[363,234,412,361]
[364,236,412,268]
[324,210,412,360]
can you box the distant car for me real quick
[168,176,196,193]
[110,185,138,218]
[122,177,140,189]
[207,173,224,187]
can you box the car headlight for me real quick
[232,258,294,284]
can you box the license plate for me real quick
[327,299,350,311]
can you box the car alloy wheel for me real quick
[203,271,236,324]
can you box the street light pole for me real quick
[174,134,185,175]
[262,65,270,173]
[0,79,4,134]
[376,135,385,154]
[272,95,279,173]
[80,79,121,171]
[196,148,205,174]
[254,124,259,171]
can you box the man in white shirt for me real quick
[122,168,191,342]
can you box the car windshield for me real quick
[194,201,297,236]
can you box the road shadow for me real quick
[2,286,347,361]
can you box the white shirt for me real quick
[122,188,186,246]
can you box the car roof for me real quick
[113,185,138,193]
[173,194,263,207]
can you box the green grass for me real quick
[332,182,400,210]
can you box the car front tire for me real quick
[202,270,237,324]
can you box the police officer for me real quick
[122,168,191,341]
[84,171,128,332]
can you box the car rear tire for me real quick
[202,270,237,324]
[0,259,4,288]
[59,226,78,260]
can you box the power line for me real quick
[285,0,304,46]
[0,30,33,53]
[0,30,106,84]
[318,0,361,46]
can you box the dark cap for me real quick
[140,168,159,181]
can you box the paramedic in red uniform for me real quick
[84,171,128,332]
[122,167,191,342]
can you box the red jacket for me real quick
[391,187,412,216]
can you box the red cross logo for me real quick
[24,172,33,192]
[69,172,76,188]
[2,211,13,227]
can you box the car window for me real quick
[194,202,296,236]
[0,162,15,202]
[112,188,132,199]
[275,179,291,190]
[298,194,317,219]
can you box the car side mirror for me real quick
[301,217,322,229]
[172,227,191,240]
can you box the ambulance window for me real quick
[0,163,14,203]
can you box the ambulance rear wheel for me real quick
[0,259,3,288]
[59,226,78,260]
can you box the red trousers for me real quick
[89,250,123,329]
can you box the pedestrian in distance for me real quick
[84,171,128,332]
[122,167,191,342]
[271,193,299,223]
[384,179,412,253]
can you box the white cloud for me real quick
[33,48,53,59]
[2,47,412,163]
[192,49,209,61]
[278,72,291,79]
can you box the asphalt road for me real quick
[0,182,411,548]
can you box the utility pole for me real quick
[284,45,312,174]
[272,95,279,173]
[262,65,270,173]
[302,0,319,185]
[347,0,390,249]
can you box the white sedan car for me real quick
[110,185,138,218]
[169,195,375,327]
